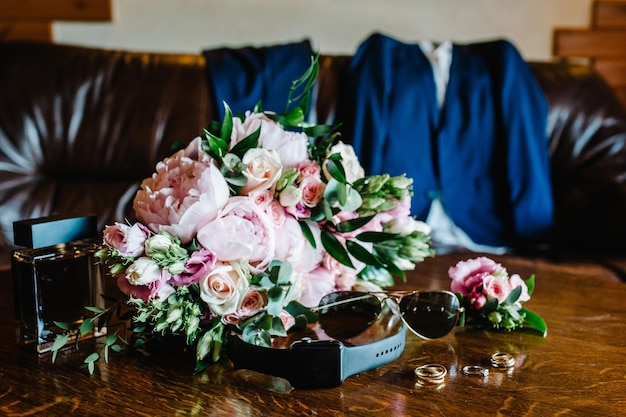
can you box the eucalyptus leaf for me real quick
[79,318,94,336]
[277,260,293,286]
[53,321,76,331]
[84,352,100,363]
[267,286,286,317]
[85,306,107,314]
[51,334,70,363]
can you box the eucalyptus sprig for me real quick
[50,297,130,375]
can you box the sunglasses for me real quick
[316,290,463,340]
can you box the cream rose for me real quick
[125,257,162,286]
[241,148,283,195]
[199,262,250,316]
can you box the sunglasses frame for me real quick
[316,289,464,340]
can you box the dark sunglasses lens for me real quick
[399,292,459,339]
[318,291,381,339]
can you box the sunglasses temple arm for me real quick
[313,294,377,311]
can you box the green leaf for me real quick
[336,215,375,233]
[230,126,261,159]
[277,260,293,286]
[79,318,94,336]
[285,300,318,323]
[53,321,76,331]
[504,285,522,305]
[85,306,107,314]
[203,128,228,158]
[51,334,69,363]
[346,240,384,268]
[299,220,317,249]
[325,158,347,184]
[84,352,100,363]
[105,333,118,347]
[220,102,234,141]
[269,316,287,337]
[356,231,399,243]
[304,123,342,138]
[521,307,547,337]
[482,298,499,314]
[321,229,354,268]
[267,286,286,317]
[525,275,536,296]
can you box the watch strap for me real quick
[226,324,406,387]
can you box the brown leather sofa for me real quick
[2,41,626,276]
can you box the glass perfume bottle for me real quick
[11,214,106,353]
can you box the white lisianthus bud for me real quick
[145,234,173,255]
[166,305,184,323]
[279,185,302,207]
[125,257,162,285]
[196,332,213,361]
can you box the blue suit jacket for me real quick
[203,40,314,120]
[343,33,553,247]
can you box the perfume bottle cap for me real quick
[13,214,98,249]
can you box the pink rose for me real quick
[103,222,150,257]
[197,197,276,273]
[169,249,216,286]
[265,200,286,227]
[248,189,273,210]
[482,275,512,304]
[133,137,230,244]
[508,274,530,303]
[298,160,321,179]
[220,289,266,325]
[279,310,296,331]
[299,176,326,207]
[199,262,250,316]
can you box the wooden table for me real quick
[1,253,625,416]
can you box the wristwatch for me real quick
[226,324,406,389]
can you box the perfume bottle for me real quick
[11,214,106,353]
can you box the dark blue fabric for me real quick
[203,40,314,119]
[344,33,553,247]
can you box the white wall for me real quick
[54,0,593,61]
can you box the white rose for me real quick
[125,257,162,286]
[324,141,365,183]
[241,148,283,195]
[199,262,250,316]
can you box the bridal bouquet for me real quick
[449,257,547,336]
[51,57,434,373]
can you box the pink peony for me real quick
[274,216,322,274]
[132,137,230,244]
[297,266,337,307]
[231,112,309,168]
[103,222,150,257]
[197,196,276,273]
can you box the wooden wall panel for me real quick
[593,1,626,28]
[553,1,626,109]
[0,0,111,42]
[553,29,626,58]
[0,20,51,41]
[0,0,111,21]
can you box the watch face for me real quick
[289,340,344,389]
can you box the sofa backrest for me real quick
[1,41,626,253]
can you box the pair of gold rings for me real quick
[414,364,447,385]
[490,352,516,368]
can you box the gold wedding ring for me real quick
[462,365,489,377]
[415,364,447,384]
[490,352,516,368]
